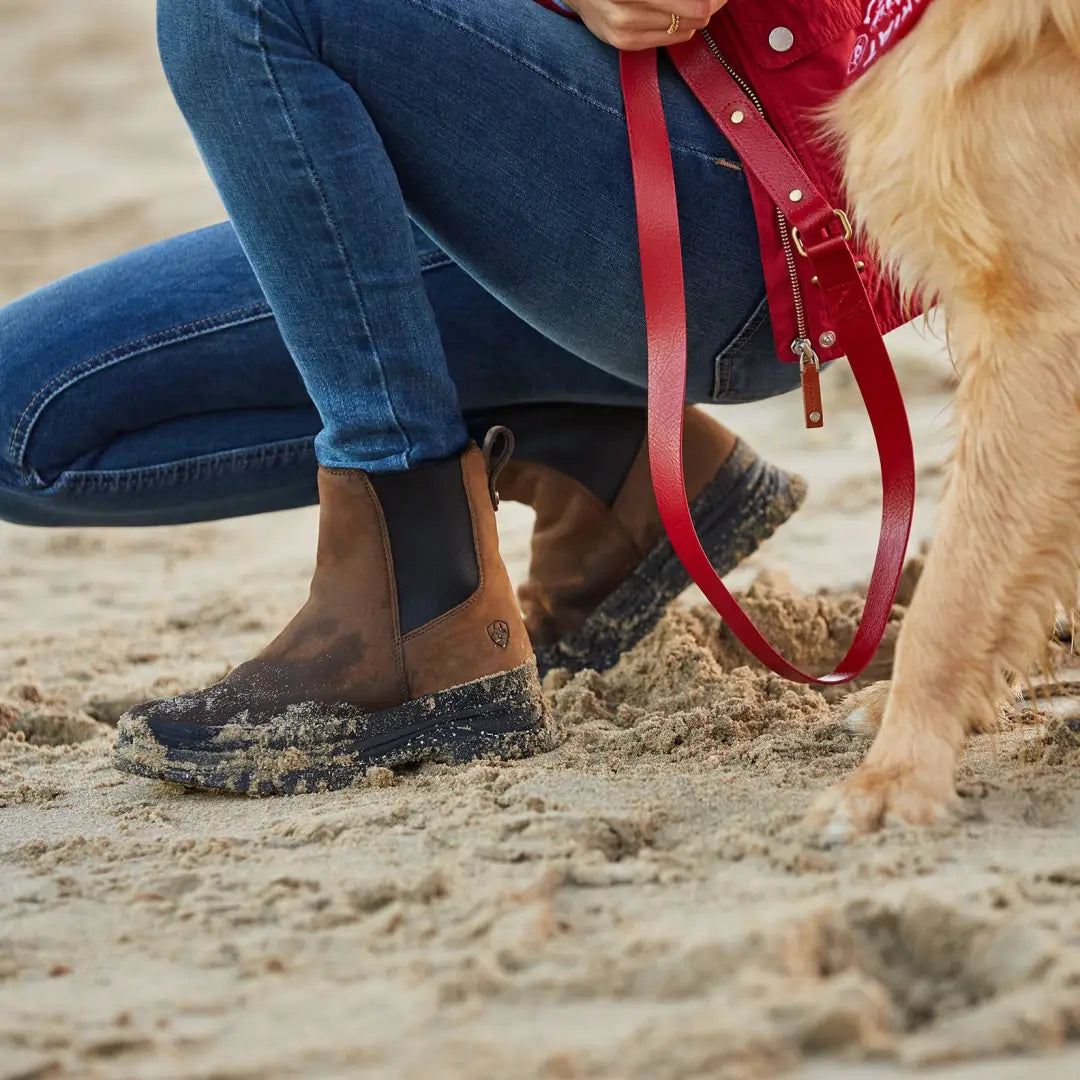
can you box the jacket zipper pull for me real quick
[794,339,824,429]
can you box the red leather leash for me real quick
[621,38,916,685]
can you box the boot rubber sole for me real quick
[113,660,556,796]
[534,441,807,678]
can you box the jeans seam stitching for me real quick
[50,437,315,492]
[9,304,274,470]
[256,0,414,463]
[402,0,723,164]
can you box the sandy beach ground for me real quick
[1,3,1078,1078]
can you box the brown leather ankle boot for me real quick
[468,404,806,677]
[114,441,556,794]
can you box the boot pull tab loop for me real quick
[481,425,516,511]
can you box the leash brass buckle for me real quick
[791,208,853,258]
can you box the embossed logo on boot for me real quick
[487,620,510,649]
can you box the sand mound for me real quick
[546,606,864,778]
[0,683,110,747]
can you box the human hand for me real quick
[564,0,729,51]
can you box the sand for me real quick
[1,3,1079,1079]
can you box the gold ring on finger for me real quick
[667,12,680,34]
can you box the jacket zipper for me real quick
[699,28,823,425]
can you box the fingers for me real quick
[666,0,726,24]
[600,0,725,52]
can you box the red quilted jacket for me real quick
[533,0,914,367]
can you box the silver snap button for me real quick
[769,26,795,53]
[819,331,837,349]
[731,110,745,124]
[809,411,822,424]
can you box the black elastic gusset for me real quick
[465,404,647,507]
[369,456,479,636]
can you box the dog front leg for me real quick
[808,328,1080,841]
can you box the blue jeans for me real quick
[0,0,798,527]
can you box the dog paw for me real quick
[806,761,961,846]
[841,680,891,734]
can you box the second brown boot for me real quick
[114,439,557,795]
[469,404,806,676]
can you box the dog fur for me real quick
[807,0,1080,839]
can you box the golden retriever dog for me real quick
[808,0,1080,840]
